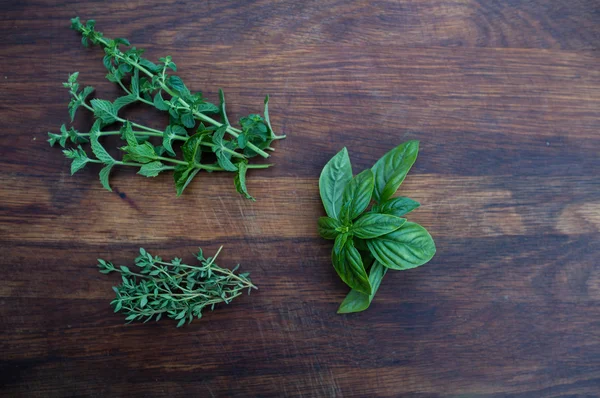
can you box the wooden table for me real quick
[1,1,599,396]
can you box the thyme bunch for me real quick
[98,246,257,327]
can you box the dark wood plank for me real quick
[1,0,600,396]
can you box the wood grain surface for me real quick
[1,0,600,396]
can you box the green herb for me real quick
[318,141,436,313]
[97,246,256,327]
[48,17,286,199]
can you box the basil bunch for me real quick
[318,141,436,313]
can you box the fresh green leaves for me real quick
[366,222,436,270]
[90,98,117,124]
[318,141,435,313]
[352,213,406,239]
[63,146,91,175]
[372,141,419,203]
[234,160,254,201]
[49,17,287,198]
[98,246,256,326]
[332,234,371,295]
[138,161,171,177]
[318,217,343,240]
[341,169,374,220]
[319,148,353,219]
[372,196,420,217]
[337,261,387,314]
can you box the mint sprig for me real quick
[49,17,286,198]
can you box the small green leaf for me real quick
[139,58,161,73]
[338,261,387,314]
[174,165,200,196]
[318,217,342,240]
[121,121,137,147]
[213,126,238,171]
[64,147,90,175]
[121,142,157,163]
[351,213,406,239]
[234,160,254,200]
[181,112,195,128]
[90,120,115,165]
[153,92,170,111]
[113,94,137,113]
[217,151,237,171]
[196,103,219,114]
[90,98,117,124]
[366,222,436,270]
[99,164,114,191]
[138,161,170,177]
[332,234,371,295]
[372,197,420,217]
[341,169,374,220]
[372,141,419,203]
[140,296,148,308]
[168,75,188,95]
[182,133,204,164]
[319,148,353,220]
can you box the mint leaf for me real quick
[90,98,117,124]
[89,120,115,165]
[63,146,90,175]
[99,164,114,191]
[234,160,254,200]
[113,94,137,113]
[121,142,157,164]
[138,161,169,177]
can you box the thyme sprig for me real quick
[98,246,257,327]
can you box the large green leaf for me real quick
[341,169,374,220]
[332,234,371,295]
[319,148,352,220]
[371,141,419,203]
[372,196,420,217]
[366,222,436,270]
[352,213,406,239]
[337,261,387,314]
[318,217,342,240]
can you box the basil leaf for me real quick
[341,169,374,220]
[352,213,406,239]
[371,140,419,203]
[318,217,342,240]
[366,222,436,270]
[332,234,371,295]
[372,196,420,217]
[337,261,387,314]
[319,148,352,220]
